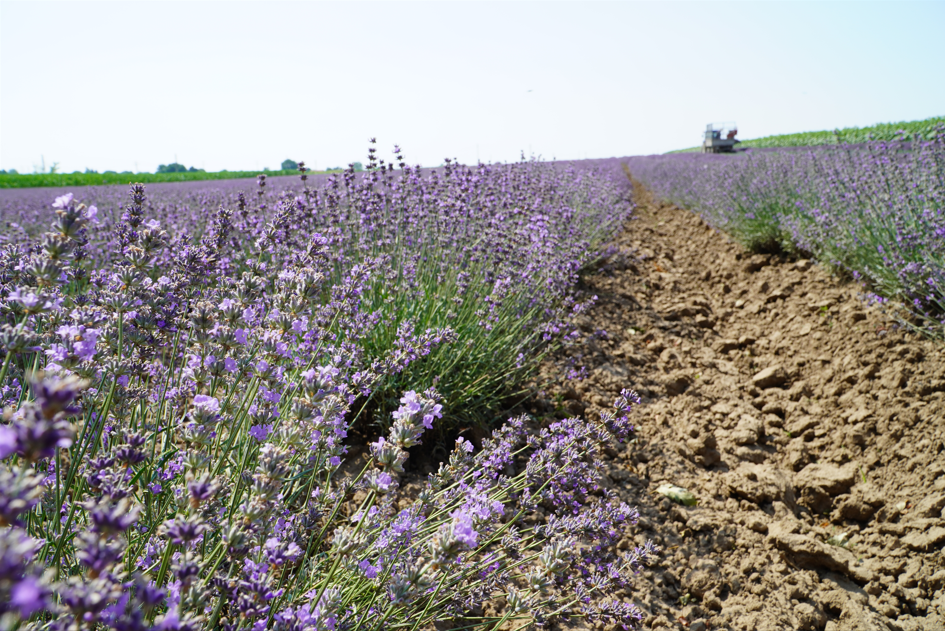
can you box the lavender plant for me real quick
[627,130,945,335]
[1,149,633,432]
[0,371,654,629]
[0,158,654,630]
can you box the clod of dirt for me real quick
[795,462,859,513]
[901,526,945,552]
[832,483,885,522]
[912,492,945,518]
[767,521,874,584]
[730,414,764,446]
[751,365,789,389]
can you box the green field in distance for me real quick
[0,168,343,189]
[667,115,944,154]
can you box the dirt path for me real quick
[543,182,945,631]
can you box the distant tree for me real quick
[84,168,99,174]
[281,159,299,171]
[157,163,188,173]
[9,169,18,174]
[352,162,364,172]
[188,166,205,173]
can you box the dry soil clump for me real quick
[541,182,945,631]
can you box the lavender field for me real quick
[7,127,945,630]
[627,129,945,335]
[0,147,661,630]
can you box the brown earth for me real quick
[539,181,945,631]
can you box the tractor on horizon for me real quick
[702,122,740,153]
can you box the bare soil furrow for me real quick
[543,182,945,631]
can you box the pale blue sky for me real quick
[1,1,942,173]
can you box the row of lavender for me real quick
[3,151,635,432]
[626,131,945,334]
[0,148,657,630]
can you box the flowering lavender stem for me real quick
[86,379,117,461]
[153,328,183,432]
[197,542,227,590]
[206,565,241,628]
[210,377,260,477]
[306,485,378,617]
[0,350,12,387]
[54,449,62,532]
[155,537,178,595]
[49,487,82,573]
[46,392,112,566]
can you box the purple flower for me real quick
[193,394,220,415]
[263,537,301,567]
[10,411,75,462]
[10,576,46,616]
[249,424,272,442]
[52,193,74,209]
[365,470,394,493]
[160,515,209,545]
[187,476,220,506]
[30,373,86,419]
[86,498,141,534]
[392,391,422,420]
[358,559,379,579]
[449,509,478,548]
[0,426,16,459]
[74,331,100,362]
[75,530,124,576]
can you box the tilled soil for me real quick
[540,182,945,631]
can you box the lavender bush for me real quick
[2,147,633,431]
[0,151,656,630]
[627,130,945,334]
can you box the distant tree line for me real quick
[2,159,367,178]
[323,162,363,172]
[157,163,204,174]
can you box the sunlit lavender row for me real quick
[3,149,634,430]
[626,130,945,334]
[0,147,656,630]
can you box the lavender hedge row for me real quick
[3,147,634,432]
[626,131,945,334]
[0,148,656,630]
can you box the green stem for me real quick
[0,350,13,387]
